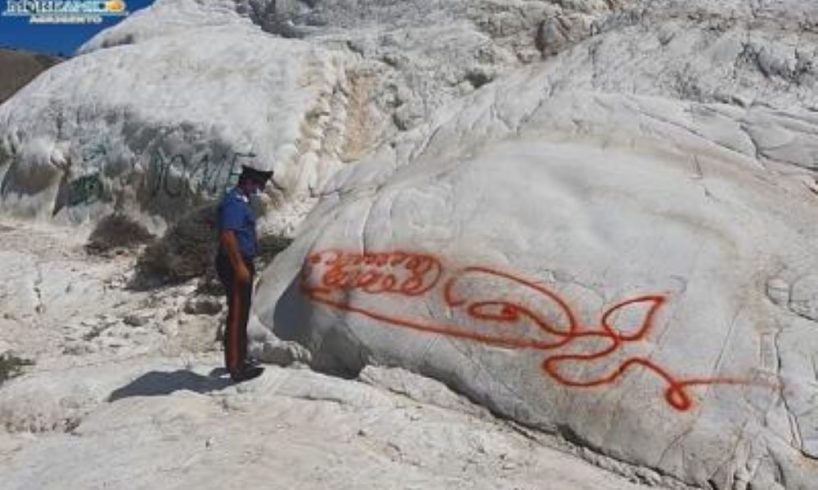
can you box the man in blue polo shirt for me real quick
[216,165,273,382]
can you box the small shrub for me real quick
[133,204,219,287]
[0,353,34,385]
[86,213,155,255]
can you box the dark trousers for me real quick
[215,252,255,373]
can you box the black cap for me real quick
[240,165,273,184]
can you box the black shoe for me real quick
[230,364,264,383]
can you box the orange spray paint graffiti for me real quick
[300,249,764,412]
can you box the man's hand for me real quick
[220,230,251,284]
[235,263,252,285]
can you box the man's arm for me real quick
[219,230,251,284]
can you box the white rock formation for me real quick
[0,356,654,490]
[0,19,351,232]
[3,0,818,488]
[0,0,639,232]
[1,0,816,230]
[258,130,815,488]
[0,218,223,360]
[254,2,818,488]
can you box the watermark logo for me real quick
[2,1,129,24]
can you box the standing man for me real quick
[216,165,273,382]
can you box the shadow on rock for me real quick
[272,277,369,380]
[108,369,232,402]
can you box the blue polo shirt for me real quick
[217,187,256,259]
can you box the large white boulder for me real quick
[0,20,351,231]
[2,0,818,485]
[257,122,817,489]
[255,3,818,485]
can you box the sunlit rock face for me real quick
[4,0,816,232]
[2,1,818,487]
[0,24,349,232]
[0,0,664,232]
[257,107,818,488]
[254,2,818,487]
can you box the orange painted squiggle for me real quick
[300,250,768,412]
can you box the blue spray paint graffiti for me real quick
[67,173,102,206]
[66,138,109,207]
[147,149,254,198]
[64,141,257,207]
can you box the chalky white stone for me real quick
[2,0,818,488]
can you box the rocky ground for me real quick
[0,217,658,489]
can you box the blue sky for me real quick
[0,0,155,56]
